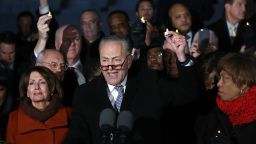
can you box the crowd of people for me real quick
[0,0,256,143]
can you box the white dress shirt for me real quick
[107,76,127,107]
[226,21,238,37]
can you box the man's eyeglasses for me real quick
[100,55,130,71]
[41,62,69,71]
[147,51,163,59]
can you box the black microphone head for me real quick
[117,110,134,131]
[99,108,116,128]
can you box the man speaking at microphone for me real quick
[64,33,199,144]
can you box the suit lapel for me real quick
[120,75,137,111]
[221,18,231,42]
[96,75,115,109]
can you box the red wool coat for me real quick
[6,106,71,144]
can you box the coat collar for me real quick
[17,106,69,134]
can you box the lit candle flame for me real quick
[246,22,250,27]
[140,17,146,23]
[164,28,169,36]
[48,11,52,17]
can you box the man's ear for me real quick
[224,3,231,12]
[127,55,133,69]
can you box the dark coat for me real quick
[208,17,246,53]
[195,107,256,144]
[80,32,105,81]
[64,63,199,144]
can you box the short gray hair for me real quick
[99,35,132,55]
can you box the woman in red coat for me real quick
[196,53,256,144]
[6,66,71,144]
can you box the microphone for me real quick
[116,110,134,144]
[99,108,116,144]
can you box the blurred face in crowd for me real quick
[100,41,132,85]
[27,71,50,108]
[36,50,66,81]
[80,11,102,43]
[169,3,192,34]
[61,26,82,64]
[225,0,247,23]
[136,1,154,21]
[217,70,246,101]
[109,13,130,37]
[0,43,16,65]
[147,47,164,71]
[18,16,33,35]
[163,49,179,78]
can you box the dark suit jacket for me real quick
[64,63,199,144]
[195,107,256,144]
[208,17,246,53]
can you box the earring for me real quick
[240,88,245,95]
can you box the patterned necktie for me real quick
[115,85,124,112]
[230,25,237,44]
[230,25,237,37]
[185,34,190,54]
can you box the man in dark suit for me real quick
[168,3,203,54]
[208,0,248,52]
[64,33,199,144]
[79,9,105,82]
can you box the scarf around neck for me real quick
[216,85,256,127]
[20,94,62,122]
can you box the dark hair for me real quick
[108,10,130,22]
[17,11,35,22]
[135,0,155,12]
[80,9,101,21]
[217,53,256,87]
[0,31,16,45]
[19,66,63,100]
[224,0,234,4]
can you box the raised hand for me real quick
[145,21,154,46]
[37,15,52,40]
[190,42,201,58]
[34,15,52,55]
[163,31,186,62]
